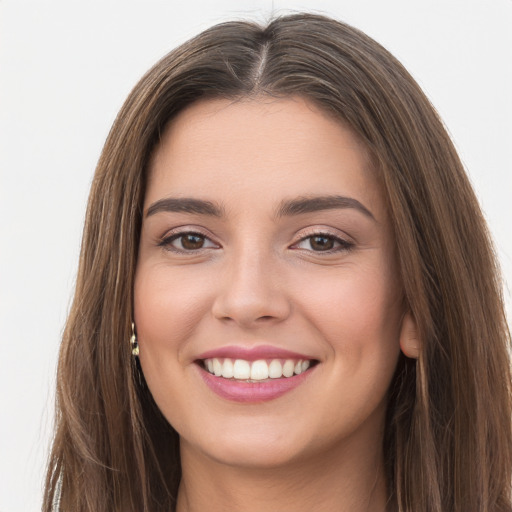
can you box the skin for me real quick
[134,96,416,512]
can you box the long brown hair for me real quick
[44,13,512,512]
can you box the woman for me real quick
[43,13,512,512]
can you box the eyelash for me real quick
[292,231,354,254]
[158,229,354,254]
[158,230,217,253]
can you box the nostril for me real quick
[211,283,292,327]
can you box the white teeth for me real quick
[203,357,314,380]
[233,359,251,380]
[282,360,295,377]
[250,360,269,380]
[268,360,283,379]
[213,358,222,376]
[221,358,234,378]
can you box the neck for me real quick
[176,431,392,512]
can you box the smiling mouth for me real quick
[199,357,318,382]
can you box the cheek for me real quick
[310,268,402,427]
[134,264,212,351]
[133,264,217,409]
[133,264,212,428]
[297,260,402,374]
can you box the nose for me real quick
[211,247,291,328]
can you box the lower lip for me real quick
[198,365,316,403]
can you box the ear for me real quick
[399,311,421,359]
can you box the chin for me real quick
[180,418,315,470]
[199,442,305,470]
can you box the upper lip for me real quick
[196,344,317,362]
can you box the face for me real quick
[134,97,406,469]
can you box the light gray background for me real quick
[1,1,511,510]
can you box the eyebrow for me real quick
[145,194,375,221]
[276,195,375,221]
[146,197,225,218]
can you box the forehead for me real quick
[146,96,384,220]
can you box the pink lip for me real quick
[196,344,314,362]
[196,364,317,404]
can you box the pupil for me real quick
[311,236,334,251]
[182,234,204,250]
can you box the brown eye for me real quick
[309,235,335,251]
[180,234,205,250]
[293,232,354,253]
[160,231,218,252]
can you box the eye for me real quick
[293,233,353,253]
[159,231,218,252]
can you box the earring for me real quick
[130,322,139,356]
